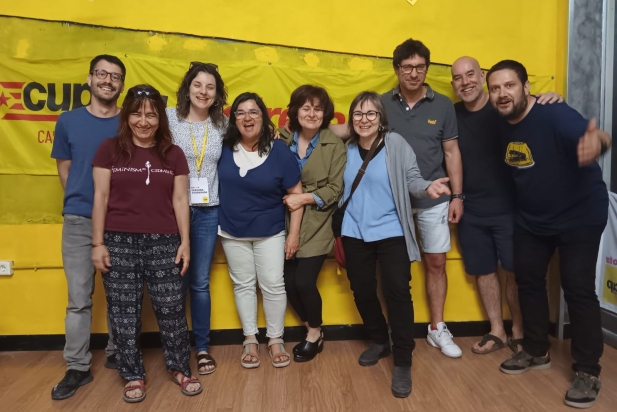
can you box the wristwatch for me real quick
[451,193,464,201]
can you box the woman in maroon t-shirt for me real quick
[91,85,201,402]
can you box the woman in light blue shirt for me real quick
[341,91,450,398]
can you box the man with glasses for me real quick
[381,38,463,359]
[50,54,126,400]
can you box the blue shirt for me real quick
[289,131,325,208]
[342,144,404,241]
[500,102,608,234]
[218,140,302,237]
[51,107,121,218]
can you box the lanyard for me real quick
[190,120,209,175]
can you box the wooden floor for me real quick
[1,337,616,412]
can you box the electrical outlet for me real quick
[0,261,14,275]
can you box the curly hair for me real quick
[223,92,275,157]
[175,62,227,129]
[286,85,334,133]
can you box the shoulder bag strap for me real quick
[341,134,383,209]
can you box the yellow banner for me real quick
[0,17,554,223]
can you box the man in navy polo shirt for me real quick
[487,59,610,409]
[50,54,125,400]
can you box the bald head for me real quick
[452,56,481,75]
[451,56,486,108]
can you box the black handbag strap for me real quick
[341,134,383,210]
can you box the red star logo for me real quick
[0,92,9,107]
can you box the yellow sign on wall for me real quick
[604,265,617,306]
[0,17,554,223]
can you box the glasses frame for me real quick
[91,69,124,82]
[352,110,380,122]
[234,109,262,119]
[398,64,427,75]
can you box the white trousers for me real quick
[221,232,287,338]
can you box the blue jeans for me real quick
[184,206,219,353]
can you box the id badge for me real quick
[190,177,209,205]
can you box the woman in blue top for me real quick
[218,92,303,369]
[341,91,450,398]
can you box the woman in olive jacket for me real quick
[280,85,346,362]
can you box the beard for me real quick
[497,93,528,120]
[90,82,121,104]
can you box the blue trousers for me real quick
[184,206,219,353]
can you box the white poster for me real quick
[596,192,617,314]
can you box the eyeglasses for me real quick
[235,109,262,119]
[130,88,161,98]
[398,64,427,75]
[190,61,219,72]
[91,69,124,82]
[352,110,380,121]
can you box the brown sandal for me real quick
[197,352,217,375]
[471,334,507,355]
[172,372,203,396]
[123,380,145,403]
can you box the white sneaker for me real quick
[427,322,462,358]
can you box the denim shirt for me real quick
[289,131,324,208]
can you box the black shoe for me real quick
[294,332,324,362]
[564,372,602,409]
[293,340,305,355]
[499,350,551,375]
[51,369,93,400]
[358,342,391,366]
[391,366,412,398]
[105,354,118,369]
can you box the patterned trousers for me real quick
[102,231,192,381]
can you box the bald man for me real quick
[450,57,561,356]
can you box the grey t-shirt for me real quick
[381,85,458,209]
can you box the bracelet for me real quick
[92,242,105,248]
[451,193,465,201]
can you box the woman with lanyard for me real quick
[166,62,227,375]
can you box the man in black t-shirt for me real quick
[451,57,523,357]
[487,59,610,409]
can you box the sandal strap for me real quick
[268,338,285,347]
[174,373,200,391]
[124,380,145,394]
[243,338,259,347]
[508,338,524,353]
[197,353,216,366]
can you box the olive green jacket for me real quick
[280,128,347,258]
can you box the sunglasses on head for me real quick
[190,61,219,71]
[130,88,161,98]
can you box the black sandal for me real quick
[508,337,524,354]
[197,352,217,375]
[471,334,507,354]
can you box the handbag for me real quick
[332,135,382,269]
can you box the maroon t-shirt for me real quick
[92,138,190,234]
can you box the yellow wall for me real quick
[0,0,569,336]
